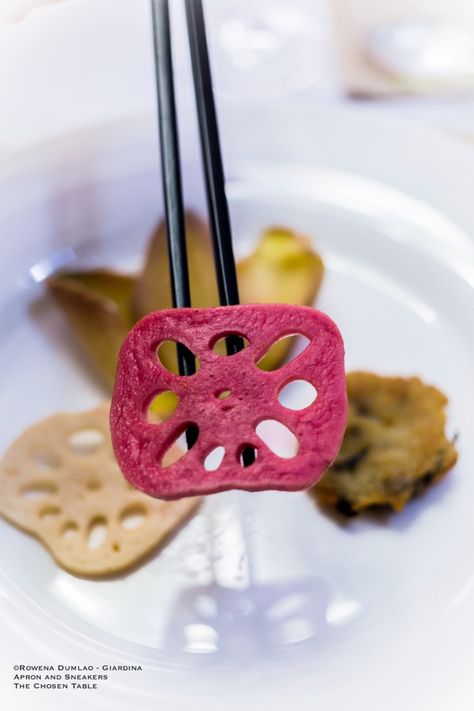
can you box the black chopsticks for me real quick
[151,0,254,462]
[185,0,247,359]
[184,0,240,310]
[151,0,196,380]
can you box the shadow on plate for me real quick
[162,575,356,662]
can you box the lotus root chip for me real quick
[110,304,347,499]
[0,403,200,575]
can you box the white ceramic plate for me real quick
[0,109,473,711]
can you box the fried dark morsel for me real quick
[312,372,458,514]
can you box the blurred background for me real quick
[2,0,474,157]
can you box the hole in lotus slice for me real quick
[278,379,317,410]
[120,504,147,530]
[21,482,57,500]
[68,428,104,455]
[31,448,61,470]
[255,420,299,459]
[256,334,310,371]
[39,505,61,522]
[238,445,258,467]
[215,389,232,400]
[86,478,101,491]
[61,521,79,540]
[156,340,200,375]
[203,446,225,472]
[147,391,180,423]
[87,516,108,550]
[212,333,249,356]
[161,423,199,467]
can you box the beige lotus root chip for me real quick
[0,403,200,576]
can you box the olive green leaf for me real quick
[47,270,136,388]
[133,211,219,315]
[133,212,219,374]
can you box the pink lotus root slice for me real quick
[110,304,347,499]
